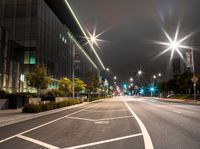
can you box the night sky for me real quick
[46,0,200,83]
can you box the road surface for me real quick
[0,96,200,149]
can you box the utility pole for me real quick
[191,48,198,101]
[72,45,75,100]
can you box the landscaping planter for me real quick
[0,99,9,110]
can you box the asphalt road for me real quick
[0,96,200,149]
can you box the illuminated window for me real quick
[24,51,29,64]
[29,52,36,64]
[24,51,36,64]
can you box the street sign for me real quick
[191,76,199,83]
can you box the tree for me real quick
[58,77,72,96]
[85,71,100,93]
[75,78,86,95]
[27,65,51,95]
[157,81,168,93]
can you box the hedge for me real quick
[22,99,82,113]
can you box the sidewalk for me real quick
[0,102,88,128]
[155,97,200,105]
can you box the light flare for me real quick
[155,24,198,60]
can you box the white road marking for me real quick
[17,135,60,149]
[122,98,154,149]
[172,110,182,114]
[63,133,142,149]
[67,116,95,122]
[0,103,100,144]
[67,115,133,123]
[84,109,128,113]
[97,115,134,121]
[94,121,109,124]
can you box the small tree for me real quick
[27,65,51,95]
[75,78,86,96]
[85,71,100,93]
[58,77,72,96]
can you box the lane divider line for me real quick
[63,133,143,149]
[122,98,154,149]
[17,135,60,149]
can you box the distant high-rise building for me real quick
[172,58,181,75]
[171,56,187,76]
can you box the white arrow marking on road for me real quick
[122,98,154,149]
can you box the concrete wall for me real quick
[0,99,9,110]
[28,96,87,105]
[55,97,72,103]
[28,98,41,105]
[55,96,87,103]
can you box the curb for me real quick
[0,98,107,128]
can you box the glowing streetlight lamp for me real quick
[155,24,198,100]
[158,73,162,77]
[138,70,143,76]
[114,76,117,80]
[130,77,133,82]
[106,68,110,72]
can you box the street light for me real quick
[158,73,162,77]
[130,77,133,82]
[138,70,143,76]
[106,68,110,72]
[114,76,117,80]
[155,25,198,100]
[152,75,157,85]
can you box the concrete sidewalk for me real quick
[0,102,88,128]
[155,97,200,104]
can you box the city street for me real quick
[0,97,200,149]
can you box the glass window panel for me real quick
[24,51,29,64]
[5,5,15,17]
[16,4,26,17]
[5,0,14,5]
[29,51,36,64]
[17,0,26,5]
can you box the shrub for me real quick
[23,99,82,113]
[0,89,8,99]
[48,89,63,97]
[21,92,38,98]
[23,104,42,113]
[41,102,54,111]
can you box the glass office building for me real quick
[0,0,100,92]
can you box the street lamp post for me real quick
[153,75,157,85]
[72,45,75,100]
[155,26,198,101]
[191,48,198,101]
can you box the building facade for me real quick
[0,0,100,92]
